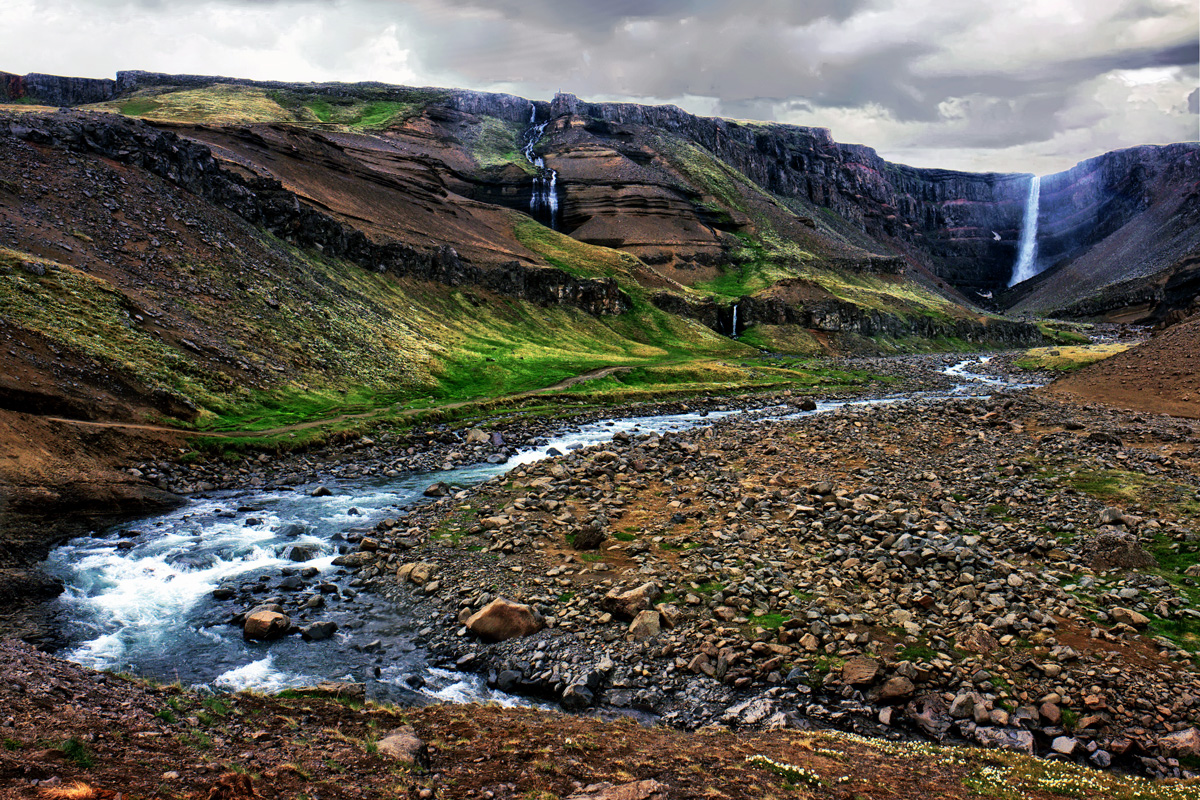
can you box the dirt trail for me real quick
[41,365,634,439]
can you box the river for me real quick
[40,357,1041,705]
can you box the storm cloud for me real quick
[3,0,1196,172]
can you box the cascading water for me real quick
[1007,174,1041,287]
[731,304,739,338]
[523,105,559,230]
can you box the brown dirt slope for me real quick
[1046,316,1200,419]
[1,640,1191,800]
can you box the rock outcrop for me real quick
[0,110,629,316]
[0,71,116,106]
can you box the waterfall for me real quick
[731,304,739,338]
[1008,175,1041,287]
[523,106,559,230]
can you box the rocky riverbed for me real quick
[31,353,1200,781]
[253,378,1200,778]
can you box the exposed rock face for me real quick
[548,92,1030,293]
[1004,143,1200,321]
[651,291,1046,347]
[0,110,629,317]
[0,71,116,105]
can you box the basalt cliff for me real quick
[5,69,1196,323]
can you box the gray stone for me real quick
[377,726,429,768]
[566,781,670,800]
[974,727,1035,755]
[627,610,661,641]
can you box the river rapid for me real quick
[40,357,1041,706]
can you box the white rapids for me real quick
[43,357,1039,700]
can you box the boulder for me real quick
[409,562,439,585]
[842,656,879,686]
[878,675,915,701]
[377,727,429,768]
[957,624,1000,654]
[561,683,594,710]
[301,621,338,641]
[797,398,818,412]
[566,781,670,800]
[310,485,332,497]
[466,598,545,642]
[1110,606,1150,628]
[1051,736,1079,756]
[1040,702,1062,725]
[1159,727,1200,757]
[627,610,661,641]
[572,525,607,551]
[465,428,490,444]
[974,727,1035,755]
[907,694,952,740]
[949,692,983,720]
[601,583,661,620]
[243,610,291,641]
[423,482,449,498]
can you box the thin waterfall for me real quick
[1008,175,1041,287]
[523,105,559,230]
[731,304,739,338]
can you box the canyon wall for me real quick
[0,110,628,317]
[5,70,1197,313]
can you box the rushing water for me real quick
[1008,174,1042,287]
[524,106,559,229]
[42,359,1039,701]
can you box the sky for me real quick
[3,0,1197,174]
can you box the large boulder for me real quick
[601,583,661,620]
[842,656,879,686]
[567,781,670,800]
[1111,606,1150,628]
[377,726,429,768]
[907,694,952,740]
[243,609,291,641]
[627,610,661,641]
[1159,727,1200,757]
[1084,530,1155,570]
[974,727,1035,755]
[466,598,545,642]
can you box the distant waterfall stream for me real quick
[1008,174,1041,287]
[524,106,559,229]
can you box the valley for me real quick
[1,69,1200,799]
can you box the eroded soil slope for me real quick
[1047,317,1200,419]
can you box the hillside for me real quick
[1047,316,1200,419]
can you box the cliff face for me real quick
[0,110,628,316]
[0,71,115,105]
[6,70,1196,318]
[547,92,1031,293]
[1005,143,1200,320]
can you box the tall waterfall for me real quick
[731,304,739,337]
[1007,175,1041,287]
[523,106,559,230]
